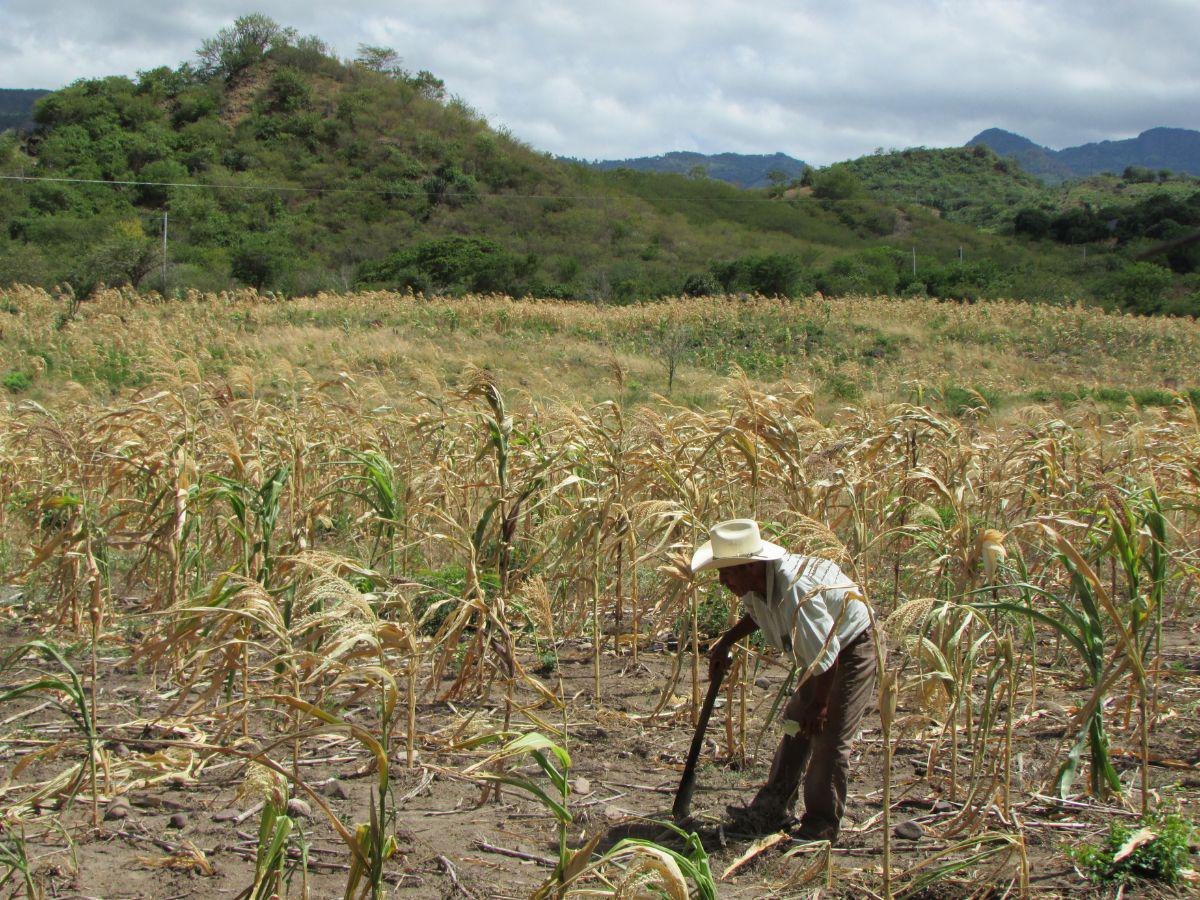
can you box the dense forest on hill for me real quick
[0,15,1197,315]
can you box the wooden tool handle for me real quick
[672,665,727,820]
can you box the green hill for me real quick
[582,150,807,188]
[964,128,1078,183]
[968,126,1200,182]
[0,15,1195,316]
[841,145,1048,227]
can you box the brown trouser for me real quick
[752,626,877,838]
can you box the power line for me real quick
[0,172,805,203]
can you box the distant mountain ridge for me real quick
[580,150,807,188]
[0,88,50,132]
[967,127,1200,182]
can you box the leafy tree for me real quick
[410,70,446,101]
[922,260,1007,302]
[810,165,863,202]
[681,271,720,296]
[1123,165,1156,184]
[171,84,221,126]
[231,232,293,290]
[261,67,312,114]
[713,253,809,297]
[357,236,533,295]
[355,46,403,75]
[423,165,480,208]
[1013,207,1052,239]
[1050,207,1109,244]
[197,14,296,81]
[1103,262,1173,315]
[765,169,789,197]
[135,159,188,206]
[816,248,902,296]
[1154,222,1200,274]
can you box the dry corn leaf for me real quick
[136,842,215,876]
[1112,827,1156,863]
[609,845,689,900]
[721,830,788,879]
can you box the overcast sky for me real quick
[2,1,1197,166]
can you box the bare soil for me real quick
[1,593,1198,899]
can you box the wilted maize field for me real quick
[0,286,1198,898]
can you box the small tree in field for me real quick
[657,316,691,394]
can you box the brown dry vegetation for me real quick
[0,285,1198,898]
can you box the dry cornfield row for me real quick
[0,286,1198,897]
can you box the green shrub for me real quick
[1093,386,1132,404]
[942,383,998,416]
[534,650,558,675]
[1130,388,1176,407]
[817,248,902,296]
[1103,262,1173,315]
[358,236,533,296]
[2,371,31,393]
[823,372,862,402]
[711,253,811,297]
[1028,388,1085,404]
[410,564,500,636]
[681,271,720,297]
[1070,813,1195,886]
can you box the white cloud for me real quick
[1,1,1196,165]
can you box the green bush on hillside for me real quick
[1102,262,1173,315]
[711,253,812,297]
[357,236,536,296]
[816,248,902,296]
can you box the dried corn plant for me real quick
[2,286,1200,897]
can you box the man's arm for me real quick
[708,613,758,681]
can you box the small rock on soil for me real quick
[894,820,924,841]
[104,798,131,821]
[287,798,313,819]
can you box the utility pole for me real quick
[959,245,963,263]
[161,211,168,294]
[911,247,916,276]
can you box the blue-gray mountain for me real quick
[576,150,807,189]
[967,127,1200,183]
[0,89,50,133]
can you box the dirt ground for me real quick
[1,590,1198,899]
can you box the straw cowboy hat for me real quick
[690,519,787,573]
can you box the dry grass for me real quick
[4,286,1200,414]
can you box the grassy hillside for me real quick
[0,15,1195,316]
[844,145,1048,227]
